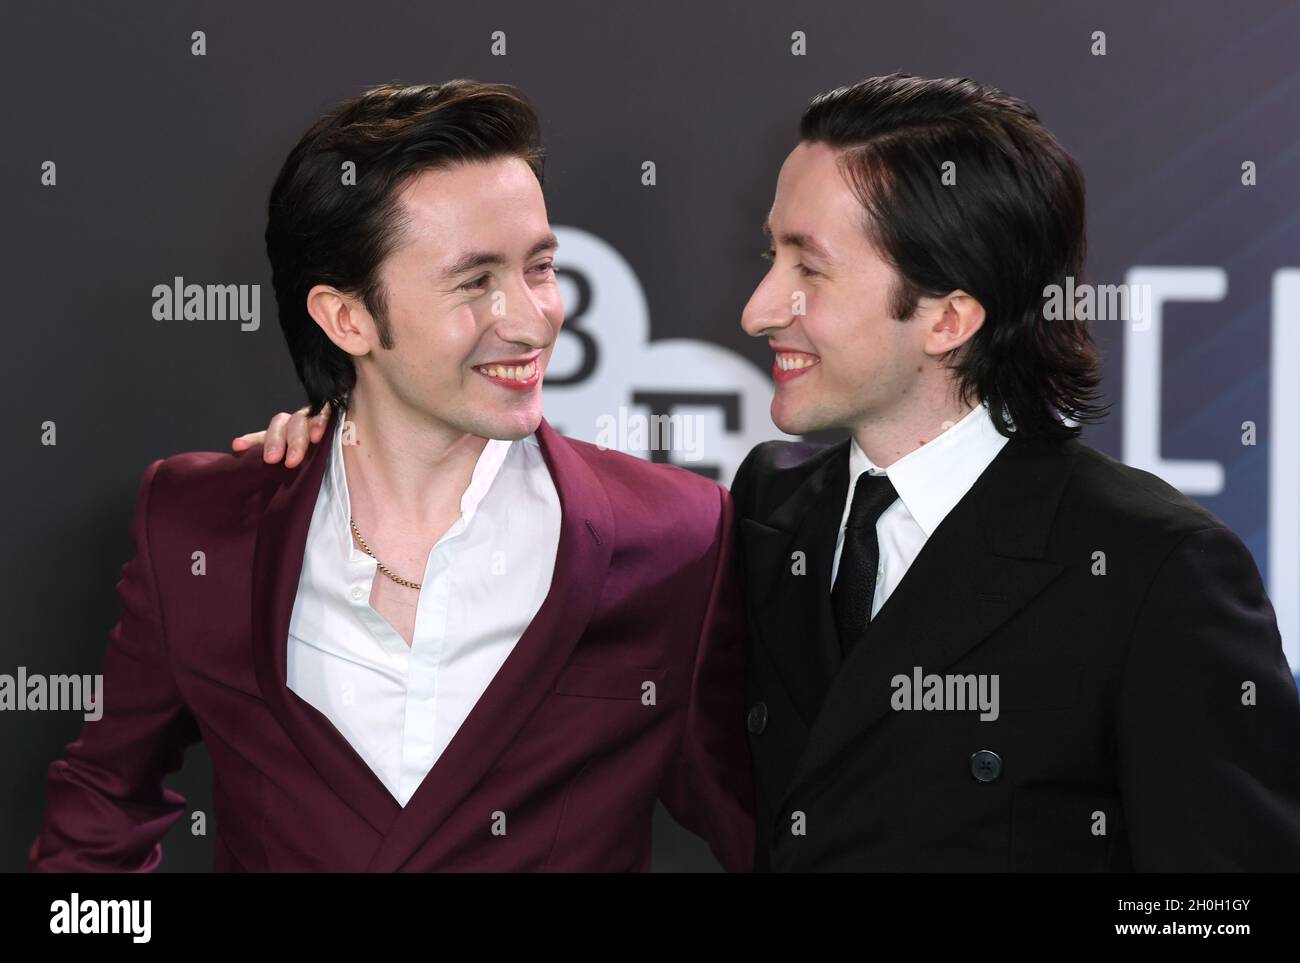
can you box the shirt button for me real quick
[350,586,365,602]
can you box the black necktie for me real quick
[832,472,898,657]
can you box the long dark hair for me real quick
[265,80,545,415]
[800,73,1107,438]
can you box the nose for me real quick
[491,273,560,350]
[741,269,794,339]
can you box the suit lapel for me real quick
[366,418,613,871]
[775,434,1078,819]
[740,442,849,727]
[251,406,402,836]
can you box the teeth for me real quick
[477,361,536,381]
[776,353,818,371]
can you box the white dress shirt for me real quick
[286,412,561,806]
[831,401,1011,619]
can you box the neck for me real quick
[851,386,979,469]
[339,386,490,533]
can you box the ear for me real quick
[306,284,373,357]
[922,290,985,357]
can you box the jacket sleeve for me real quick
[657,483,757,872]
[1116,524,1300,870]
[29,458,202,872]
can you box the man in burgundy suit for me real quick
[29,80,754,872]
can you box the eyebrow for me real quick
[762,218,832,261]
[440,232,560,280]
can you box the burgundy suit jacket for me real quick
[30,412,755,872]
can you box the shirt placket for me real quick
[397,517,464,803]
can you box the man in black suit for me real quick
[733,73,1300,871]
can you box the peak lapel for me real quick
[366,419,614,871]
[250,405,403,836]
[739,442,850,727]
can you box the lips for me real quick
[473,357,541,391]
[771,350,820,383]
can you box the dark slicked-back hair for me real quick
[800,73,1107,438]
[265,80,545,415]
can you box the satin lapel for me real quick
[739,442,850,727]
[366,418,614,871]
[250,405,402,836]
[775,434,1078,820]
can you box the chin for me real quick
[484,404,544,441]
[771,393,853,437]
[771,398,818,437]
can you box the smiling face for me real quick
[741,141,930,437]
[312,156,564,442]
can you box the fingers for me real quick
[231,402,332,466]
[283,405,321,468]
[279,403,333,468]
[262,410,295,464]
[309,402,332,443]
[230,430,269,451]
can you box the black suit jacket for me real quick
[732,431,1300,871]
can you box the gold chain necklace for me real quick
[349,515,422,590]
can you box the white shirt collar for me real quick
[847,401,1011,537]
[324,409,514,560]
